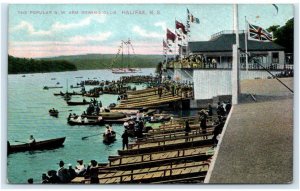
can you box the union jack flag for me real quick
[248,22,273,42]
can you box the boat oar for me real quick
[14,140,28,144]
[81,133,102,140]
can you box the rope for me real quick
[239,48,293,93]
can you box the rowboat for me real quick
[8,137,66,154]
[49,110,59,117]
[70,85,82,89]
[43,86,63,90]
[103,131,116,144]
[148,116,171,123]
[67,101,90,106]
[84,93,100,98]
[82,112,126,120]
[67,118,104,126]
[53,92,83,96]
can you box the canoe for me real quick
[54,92,83,96]
[82,112,126,120]
[67,119,104,126]
[8,137,66,154]
[43,86,63,90]
[103,131,116,144]
[67,101,90,106]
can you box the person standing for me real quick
[200,113,208,137]
[122,130,129,150]
[208,104,213,117]
[184,120,191,142]
[171,83,175,96]
[225,101,232,115]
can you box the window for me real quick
[272,52,279,63]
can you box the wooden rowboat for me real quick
[49,111,59,117]
[82,112,126,120]
[8,137,66,154]
[67,101,90,106]
[43,86,63,90]
[49,109,59,117]
[67,119,104,126]
[103,131,116,144]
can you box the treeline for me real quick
[8,55,77,74]
[43,54,164,70]
[267,18,294,53]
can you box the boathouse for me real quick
[165,30,293,102]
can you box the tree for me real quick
[267,18,294,53]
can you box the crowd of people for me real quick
[120,75,159,84]
[155,80,194,99]
[38,159,100,184]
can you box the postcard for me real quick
[7,4,294,184]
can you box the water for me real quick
[7,68,155,184]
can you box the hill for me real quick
[8,55,77,74]
[42,54,164,70]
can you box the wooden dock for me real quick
[72,161,209,184]
[108,146,214,169]
[118,134,214,155]
[115,87,193,109]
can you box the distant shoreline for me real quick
[8,67,156,75]
[8,54,162,74]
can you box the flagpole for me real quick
[245,16,248,71]
[232,4,240,105]
[165,39,168,66]
[186,9,190,57]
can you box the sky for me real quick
[8,4,294,58]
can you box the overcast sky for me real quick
[8,4,293,58]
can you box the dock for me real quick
[208,78,293,183]
[115,87,193,109]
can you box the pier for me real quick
[208,77,293,183]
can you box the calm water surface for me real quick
[7,68,155,184]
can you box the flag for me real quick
[175,30,185,41]
[272,4,279,15]
[166,29,176,43]
[187,8,200,25]
[163,39,171,50]
[175,20,187,34]
[248,22,273,42]
[163,39,168,48]
[190,14,200,24]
